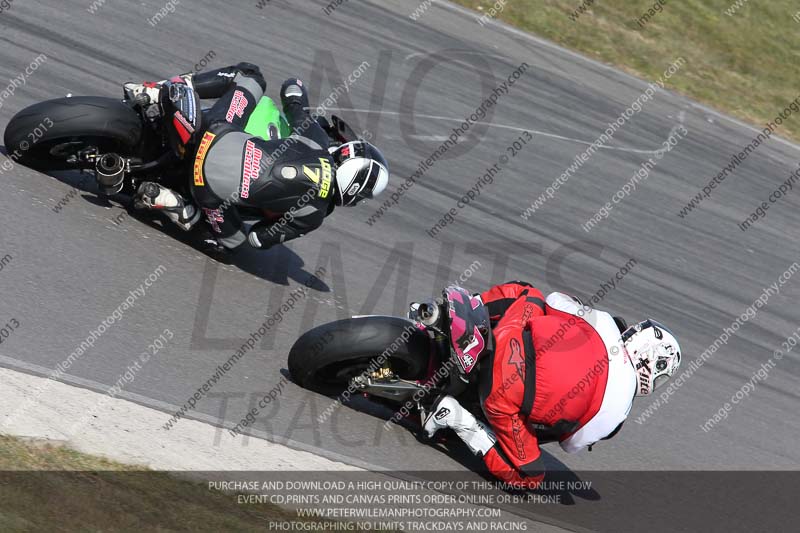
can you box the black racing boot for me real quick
[280,78,310,109]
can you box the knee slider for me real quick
[235,62,266,92]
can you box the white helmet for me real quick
[622,319,682,396]
[329,141,389,206]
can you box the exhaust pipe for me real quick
[95,153,126,195]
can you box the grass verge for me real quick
[0,435,391,532]
[450,0,800,142]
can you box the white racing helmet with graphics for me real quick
[329,140,389,206]
[622,319,682,396]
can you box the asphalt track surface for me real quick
[0,1,798,531]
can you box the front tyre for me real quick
[288,316,431,397]
[3,96,143,170]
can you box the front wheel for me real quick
[3,96,143,170]
[288,316,431,397]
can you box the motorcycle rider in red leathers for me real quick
[421,282,682,489]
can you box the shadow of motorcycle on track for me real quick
[340,392,600,506]
[109,198,330,290]
[0,150,329,290]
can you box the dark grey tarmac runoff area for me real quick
[0,1,798,531]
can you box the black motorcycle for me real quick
[3,80,357,214]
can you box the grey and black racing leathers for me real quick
[188,63,335,250]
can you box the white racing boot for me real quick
[124,74,193,103]
[134,182,200,231]
[123,75,193,121]
[422,395,497,455]
[123,81,163,106]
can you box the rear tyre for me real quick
[288,317,431,397]
[3,96,143,170]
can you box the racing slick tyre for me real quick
[4,97,143,171]
[288,316,431,396]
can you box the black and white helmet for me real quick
[622,319,682,396]
[329,141,389,206]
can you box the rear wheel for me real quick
[3,96,143,170]
[288,317,431,397]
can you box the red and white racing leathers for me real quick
[476,281,637,489]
